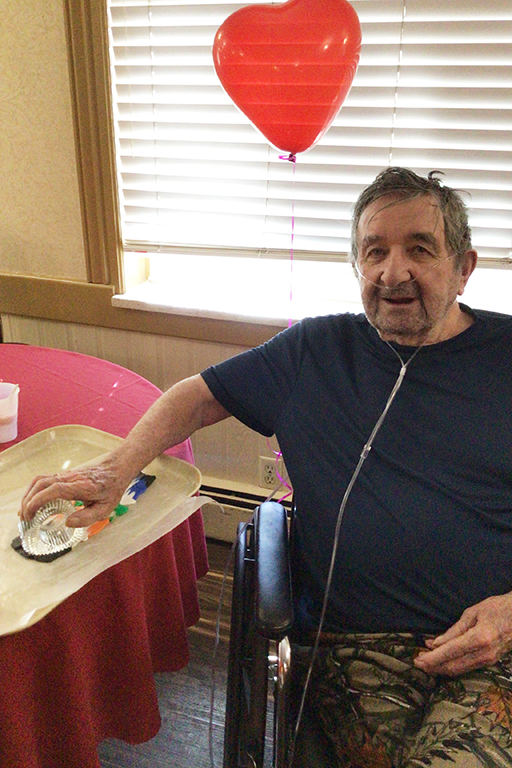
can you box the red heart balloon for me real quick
[213,0,361,155]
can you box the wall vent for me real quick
[200,483,292,543]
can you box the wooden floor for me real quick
[98,539,234,768]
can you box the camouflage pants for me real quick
[290,633,512,768]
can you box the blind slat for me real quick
[108,0,512,262]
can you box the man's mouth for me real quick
[380,295,416,305]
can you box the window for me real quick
[106,0,512,321]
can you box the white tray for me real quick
[0,425,203,635]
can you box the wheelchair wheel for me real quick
[272,636,292,768]
[223,520,270,768]
[223,503,294,768]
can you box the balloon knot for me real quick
[279,153,297,163]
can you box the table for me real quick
[0,344,209,768]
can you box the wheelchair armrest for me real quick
[254,501,294,640]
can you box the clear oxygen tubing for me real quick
[353,251,455,289]
[288,338,425,767]
[208,339,423,768]
[207,337,426,768]
[209,246,468,763]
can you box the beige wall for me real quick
[2,314,283,491]
[0,0,283,494]
[0,0,86,280]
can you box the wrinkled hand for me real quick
[19,462,129,528]
[414,593,512,677]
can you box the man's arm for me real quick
[19,374,230,527]
[414,592,512,676]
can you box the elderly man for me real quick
[21,168,512,767]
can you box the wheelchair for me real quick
[223,501,295,768]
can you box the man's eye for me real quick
[365,249,385,261]
[412,245,433,257]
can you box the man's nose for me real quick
[378,250,413,287]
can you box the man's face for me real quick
[355,194,474,346]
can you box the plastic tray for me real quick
[0,425,203,635]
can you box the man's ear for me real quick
[457,250,478,296]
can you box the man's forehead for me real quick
[357,193,444,236]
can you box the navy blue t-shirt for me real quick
[202,306,512,634]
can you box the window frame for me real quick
[62,0,286,345]
[64,0,124,292]
[64,0,512,340]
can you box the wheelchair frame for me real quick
[223,502,294,768]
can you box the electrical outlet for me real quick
[258,455,283,489]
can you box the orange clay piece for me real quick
[87,519,111,537]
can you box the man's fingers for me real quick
[19,467,119,522]
[429,613,476,649]
[22,487,114,528]
[65,504,112,528]
[416,596,512,677]
[416,652,483,677]
[415,628,501,676]
[20,479,78,520]
[21,475,60,508]
[417,635,468,665]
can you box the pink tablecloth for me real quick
[0,344,208,768]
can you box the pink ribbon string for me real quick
[266,438,293,502]
[279,153,297,327]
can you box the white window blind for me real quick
[108,0,512,264]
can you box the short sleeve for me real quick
[201,322,306,436]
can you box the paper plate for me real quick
[0,425,204,636]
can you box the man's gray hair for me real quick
[350,167,473,268]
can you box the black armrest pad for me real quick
[254,501,294,639]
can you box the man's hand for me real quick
[19,461,129,528]
[414,593,512,677]
[18,375,229,529]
